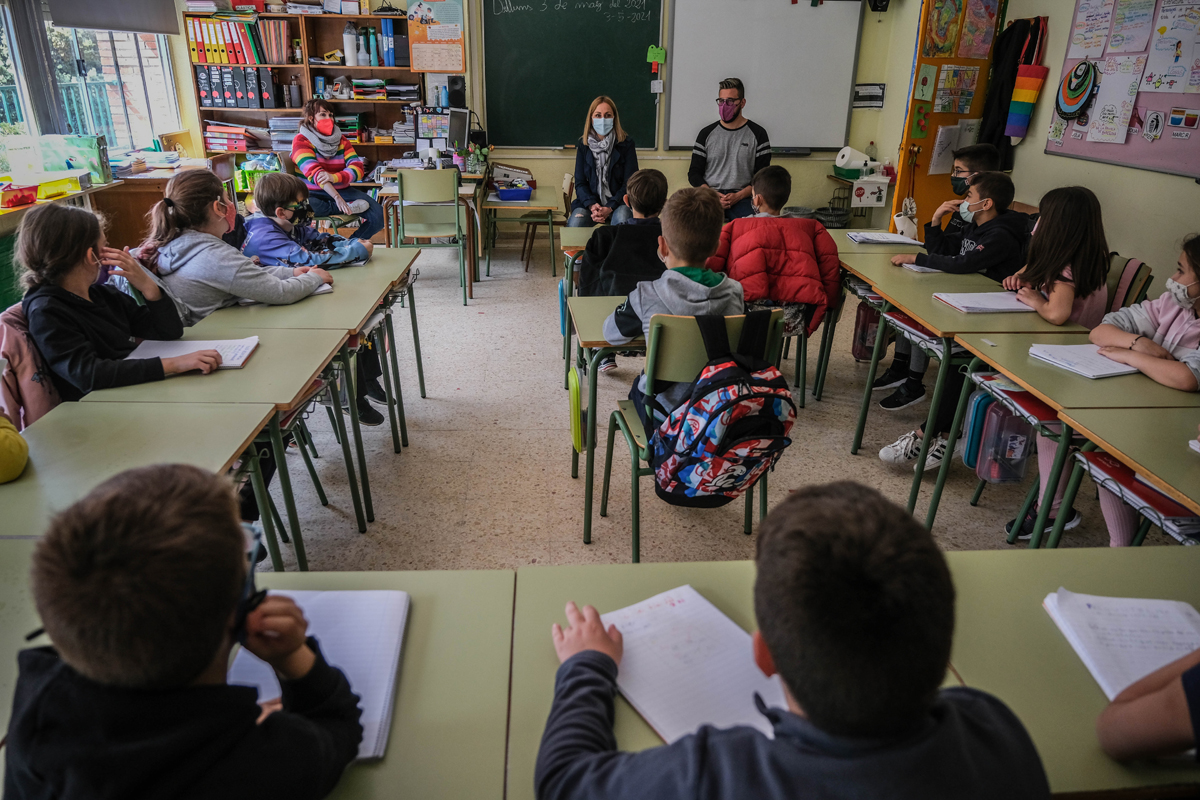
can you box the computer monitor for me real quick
[448,108,469,149]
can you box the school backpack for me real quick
[648,311,797,508]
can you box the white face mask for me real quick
[1165,277,1199,310]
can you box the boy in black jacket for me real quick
[4,465,363,800]
[579,169,669,374]
[535,482,1049,800]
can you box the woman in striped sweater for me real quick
[291,99,384,241]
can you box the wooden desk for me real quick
[0,402,274,539]
[0,182,124,237]
[1057,407,1200,515]
[565,296,644,545]
[950,547,1200,795]
[90,155,237,248]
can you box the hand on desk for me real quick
[244,594,317,681]
[890,253,919,266]
[294,266,335,285]
[552,601,623,666]
[103,247,162,301]
[1015,286,1045,310]
[162,350,222,376]
[1001,272,1030,291]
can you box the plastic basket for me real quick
[234,169,277,193]
[783,206,815,218]
[496,186,533,201]
[813,206,851,229]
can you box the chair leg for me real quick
[852,303,892,454]
[407,286,427,399]
[300,419,319,459]
[813,299,840,401]
[325,405,341,445]
[630,452,641,564]
[295,427,329,506]
[268,415,307,570]
[601,415,618,518]
[782,337,791,359]
[1028,423,1074,549]
[374,327,402,454]
[384,312,410,447]
[547,212,556,276]
[969,478,986,506]
[339,348,374,524]
[1006,479,1042,545]
[268,493,289,544]
[759,470,768,522]
[1131,517,1153,546]
[248,454,284,572]
[795,331,807,410]
[460,239,468,306]
[1046,459,1089,548]
[743,487,753,535]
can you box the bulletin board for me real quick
[1044,0,1200,179]
[889,0,1006,234]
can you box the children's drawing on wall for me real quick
[934,64,980,113]
[1142,0,1200,92]
[957,0,1000,59]
[1067,0,1116,58]
[914,63,938,101]
[923,0,965,58]
[1109,0,1157,52]
[1087,54,1147,142]
[1048,114,1069,145]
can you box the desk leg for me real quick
[851,301,892,455]
[925,357,980,531]
[547,212,555,276]
[814,290,844,401]
[407,285,426,399]
[1028,423,1074,549]
[269,413,308,571]
[384,312,409,447]
[248,452,284,572]
[374,326,402,454]
[340,346,374,523]
[906,338,953,514]
[326,364,367,533]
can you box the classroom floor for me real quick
[261,242,1174,572]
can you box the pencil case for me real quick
[961,389,996,469]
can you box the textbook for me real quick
[238,283,332,305]
[845,231,922,246]
[599,586,787,743]
[228,589,411,760]
[933,292,1036,314]
[125,336,259,369]
[901,263,942,273]
[1043,588,1200,700]
[1028,344,1139,379]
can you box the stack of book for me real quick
[335,114,364,142]
[351,79,387,101]
[286,2,324,13]
[186,0,231,11]
[110,154,147,178]
[385,83,419,103]
[391,119,415,143]
[205,122,250,153]
[268,116,302,152]
[143,151,181,169]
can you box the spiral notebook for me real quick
[228,589,411,760]
[124,336,259,369]
[600,586,787,744]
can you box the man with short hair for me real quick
[688,78,771,221]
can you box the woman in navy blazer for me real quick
[568,95,638,227]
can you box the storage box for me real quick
[496,185,532,201]
[37,175,82,199]
[832,164,866,180]
[1,185,38,208]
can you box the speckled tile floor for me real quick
[261,244,1172,572]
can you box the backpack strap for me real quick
[1112,256,1142,313]
[736,310,772,359]
[695,314,732,361]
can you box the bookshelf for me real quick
[184,12,426,166]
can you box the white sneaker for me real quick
[879,429,923,465]
[915,436,950,473]
[347,199,370,214]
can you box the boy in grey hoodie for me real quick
[603,187,744,423]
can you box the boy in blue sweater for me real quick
[536,481,1050,800]
[243,172,373,268]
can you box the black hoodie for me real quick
[578,218,665,297]
[3,640,363,800]
[915,210,1030,282]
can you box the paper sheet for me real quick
[228,590,410,760]
[845,231,923,245]
[902,263,944,272]
[1028,343,1140,378]
[1142,0,1200,92]
[1069,0,1117,58]
[928,125,959,174]
[600,586,787,744]
[933,292,1037,313]
[124,337,259,369]
[1044,588,1200,700]
[1087,55,1148,142]
[957,118,982,147]
[1108,0,1158,52]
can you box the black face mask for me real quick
[950,175,970,196]
[286,201,313,231]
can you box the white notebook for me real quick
[1028,344,1139,379]
[1043,587,1200,700]
[1190,439,1200,454]
[599,585,787,744]
[125,336,259,369]
[902,263,942,273]
[845,231,922,245]
[228,589,411,760]
[239,283,333,306]
[933,292,1036,313]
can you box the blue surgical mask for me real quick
[592,117,613,136]
[959,199,980,223]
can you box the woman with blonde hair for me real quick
[567,95,639,227]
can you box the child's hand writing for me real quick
[243,595,317,681]
[162,350,222,375]
[103,247,162,301]
[551,601,623,665]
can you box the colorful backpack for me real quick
[648,312,797,508]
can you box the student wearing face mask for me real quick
[568,96,639,227]
[292,99,383,241]
[688,78,771,221]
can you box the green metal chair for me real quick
[599,310,786,563]
[390,169,469,305]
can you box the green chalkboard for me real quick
[483,0,661,148]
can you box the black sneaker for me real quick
[356,398,385,426]
[879,382,926,411]
[365,376,387,405]
[872,363,909,392]
[1005,507,1082,540]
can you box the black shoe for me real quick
[356,399,385,426]
[1005,507,1082,541]
[365,376,387,405]
[879,382,926,411]
[872,363,909,392]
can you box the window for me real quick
[0,5,37,172]
[46,23,179,150]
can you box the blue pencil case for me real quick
[961,389,995,469]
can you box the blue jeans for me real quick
[308,187,384,241]
[723,195,755,221]
[567,204,633,227]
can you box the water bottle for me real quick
[343,23,358,67]
[865,140,878,161]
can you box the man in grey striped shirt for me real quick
[688,77,772,220]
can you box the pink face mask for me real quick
[316,118,336,136]
[719,101,740,123]
[222,197,237,233]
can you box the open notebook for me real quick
[845,231,922,245]
[933,292,1035,313]
[901,263,942,273]
[599,586,787,744]
[1043,588,1200,700]
[228,589,411,760]
[1028,344,1139,379]
[125,336,259,369]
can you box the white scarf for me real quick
[588,133,616,204]
[300,123,345,159]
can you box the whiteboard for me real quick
[665,0,864,150]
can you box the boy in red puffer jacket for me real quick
[705,166,840,338]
